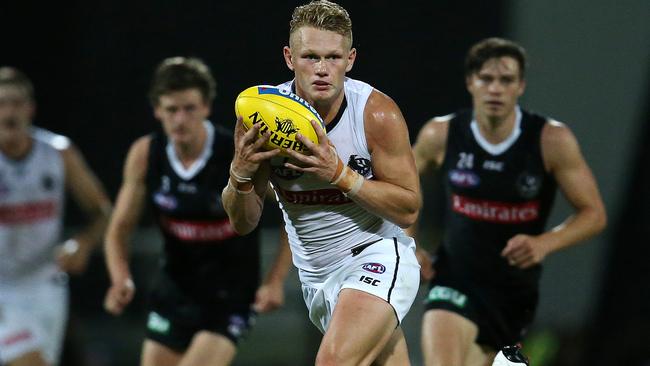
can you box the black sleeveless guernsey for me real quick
[438,109,557,289]
[145,123,260,301]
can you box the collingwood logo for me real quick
[274,117,299,136]
[348,155,372,178]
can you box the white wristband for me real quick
[62,239,80,255]
[343,174,364,198]
[229,163,252,183]
[227,178,254,194]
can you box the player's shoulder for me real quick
[417,113,453,145]
[31,127,71,151]
[541,118,577,147]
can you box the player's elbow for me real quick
[592,205,607,234]
[231,220,258,236]
[393,200,420,229]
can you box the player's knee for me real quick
[315,344,360,366]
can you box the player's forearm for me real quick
[222,180,264,235]
[542,205,607,253]
[348,179,421,228]
[262,231,293,285]
[104,224,134,283]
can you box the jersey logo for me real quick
[516,172,542,199]
[177,182,197,194]
[449,169,480,187]
[359,275,381,286]
[0,201,57,224]
[426,286,467,308]
[41,174,55,191]
[153,192,178,210]
[227,314,251,339]
[451,194,540,224]
[482,160,504,171]
[147,312,170,334]
[271,158,304,180]
[347,155,372,178]
[362,262,386,274]
[160,216,238,242]
[275,186,351,205]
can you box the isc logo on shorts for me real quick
[362,263,386,274]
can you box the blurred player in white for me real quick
[223,1,421,365]
[0,67,111,366]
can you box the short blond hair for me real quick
[0,66,34,100]
[289,1,353,48]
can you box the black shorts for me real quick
[144,272,256,352]
[423,255,538,350]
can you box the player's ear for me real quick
[283,46,295,71]
[345,48,356,72]
[517,78,526,97]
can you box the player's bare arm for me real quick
[254,227,292,313]
[222,118,279,235]
[412,116,450,174]
[360,90,421,228]
[405,116,450,280]
[104,136,150,315]
[57,143,112,274]
[284,90,420,228]
[502,121,607,268]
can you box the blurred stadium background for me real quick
[2,0,649,365]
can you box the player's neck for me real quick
[173,128,207,168]
[0,134,32,160]
[475,109,517,144]
[313,91,345,126]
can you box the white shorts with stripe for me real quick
[0,272,68,365]
[301,235,420,334]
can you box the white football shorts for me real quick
[301,235,420,333]
[0,274,68,365]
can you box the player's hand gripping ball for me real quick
[235,85,325,155]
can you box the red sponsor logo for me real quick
[0,200,57,224]
[160,216,238,242]
[451,194,539,224]
[2,330,32,346]
[276,186,351,205]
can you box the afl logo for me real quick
[362,263,386,274]
[271,159,303,180]
[449,169,480,187]
[154,192,178,210]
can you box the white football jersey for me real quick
[0,127,67,284]
[273,78,403,284]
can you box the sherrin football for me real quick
[235,85,325,155]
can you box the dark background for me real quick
[2,1,649,365]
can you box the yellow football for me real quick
[234,85,325,155]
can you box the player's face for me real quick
[0,85,34,146]
[284,26,356,108]
[466,56,525,123]
[154,89,211,146]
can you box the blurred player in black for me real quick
[408,38,607,366]
[103,57,291,366]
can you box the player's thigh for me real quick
[421,309,479,366]
[372,326,410,366]
[141,339,182,366]
[317,288,398,366]
[178,331,236,366]
[6,350,48,366]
